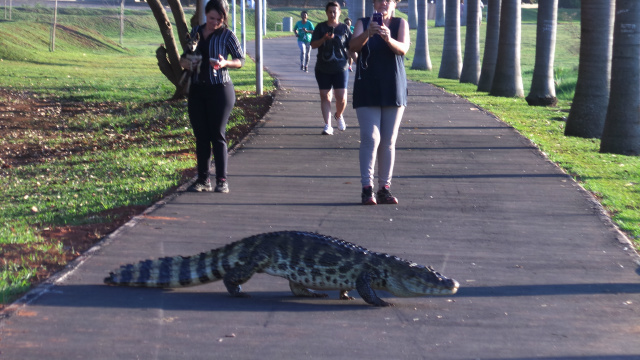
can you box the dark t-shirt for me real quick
[352,17,407,108]
[311,22,352,74]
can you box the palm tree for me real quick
[600,0,640,155]
[525,0,558,106]
[412,0,432,70]
[435,0,446,27]
[438,0,461,79]
[408,0,418,29]
[489,0,523,98]
[477,0,501,92]
[460,0,481,84]
[564,1,615,138]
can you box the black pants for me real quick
[188,82,236,181]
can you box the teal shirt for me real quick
[295,20,314,43]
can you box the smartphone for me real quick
[209,57,220,75]
[327,26,334,35]
[372,12,383,26]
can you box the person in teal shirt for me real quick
[294,11,314,72]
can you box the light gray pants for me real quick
[297,40,311,67]
[356,106,405,188]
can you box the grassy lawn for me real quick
[0,4,276,304]
[0,4,638,305]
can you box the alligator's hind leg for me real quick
[223,263,263,298]
[289,281,328,298]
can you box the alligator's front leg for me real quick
[289,281,329,298]
[356,272,393,307]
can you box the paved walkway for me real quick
[1,37,639,359]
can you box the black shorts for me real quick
[315,69,349,90]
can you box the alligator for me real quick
[104,231,459,307]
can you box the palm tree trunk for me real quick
[435,0,445,27]
[525,0,558,106]
[565,1,615,138]
[460,0,481,84]
[477,0,501,92]
[438,0,461,79]
[600,0,640,155]
[412,0,432,70]
[489,0,523,98]
[408,0,418,29]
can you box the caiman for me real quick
[104,231,459,307]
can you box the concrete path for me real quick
[1,36,639,360]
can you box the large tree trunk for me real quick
[147,0,193,99]
[564,0,615,138]
[489,0,523,97]
[435,0,445,27]
[460,0,481,84]
[408,0,417,29]
[166,0,189,50]
[412,0,432,70]
[477,0,501,92]
[525,0,558,106]
[600,0,640,155]
[438,0,461,79]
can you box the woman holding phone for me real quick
[349,0,410,205]
[310,1,352,135]
[179,0,244,193]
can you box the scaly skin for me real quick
[104,231,459,306]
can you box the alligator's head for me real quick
[385,263,459,297]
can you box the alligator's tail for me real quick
[104,249,225,288]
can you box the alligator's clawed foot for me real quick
[339,291,356,301]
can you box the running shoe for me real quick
[361,186,377,205]
[335,114,346,131]
[322,124,334,135]
[189,178,212,192]
[214,178,229,193]
[376,186,398,204]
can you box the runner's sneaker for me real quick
[304,66,308,72]
[376,186,398,204]
[189,178,212,192]
[322,124,334,135]
[335,114,346,131]
[301,65,304,71]
[361,186,377,205]
[214,178,229,193]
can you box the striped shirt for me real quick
[192,25,245,85]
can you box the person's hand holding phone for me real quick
[323,27,334,42]
[209,55,225,75]
[368,14,382,37]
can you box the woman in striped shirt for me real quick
[180,0,244,193]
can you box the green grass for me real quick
[0,5,276,304]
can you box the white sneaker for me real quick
[322,124,334,135]
[335,114,346,131]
